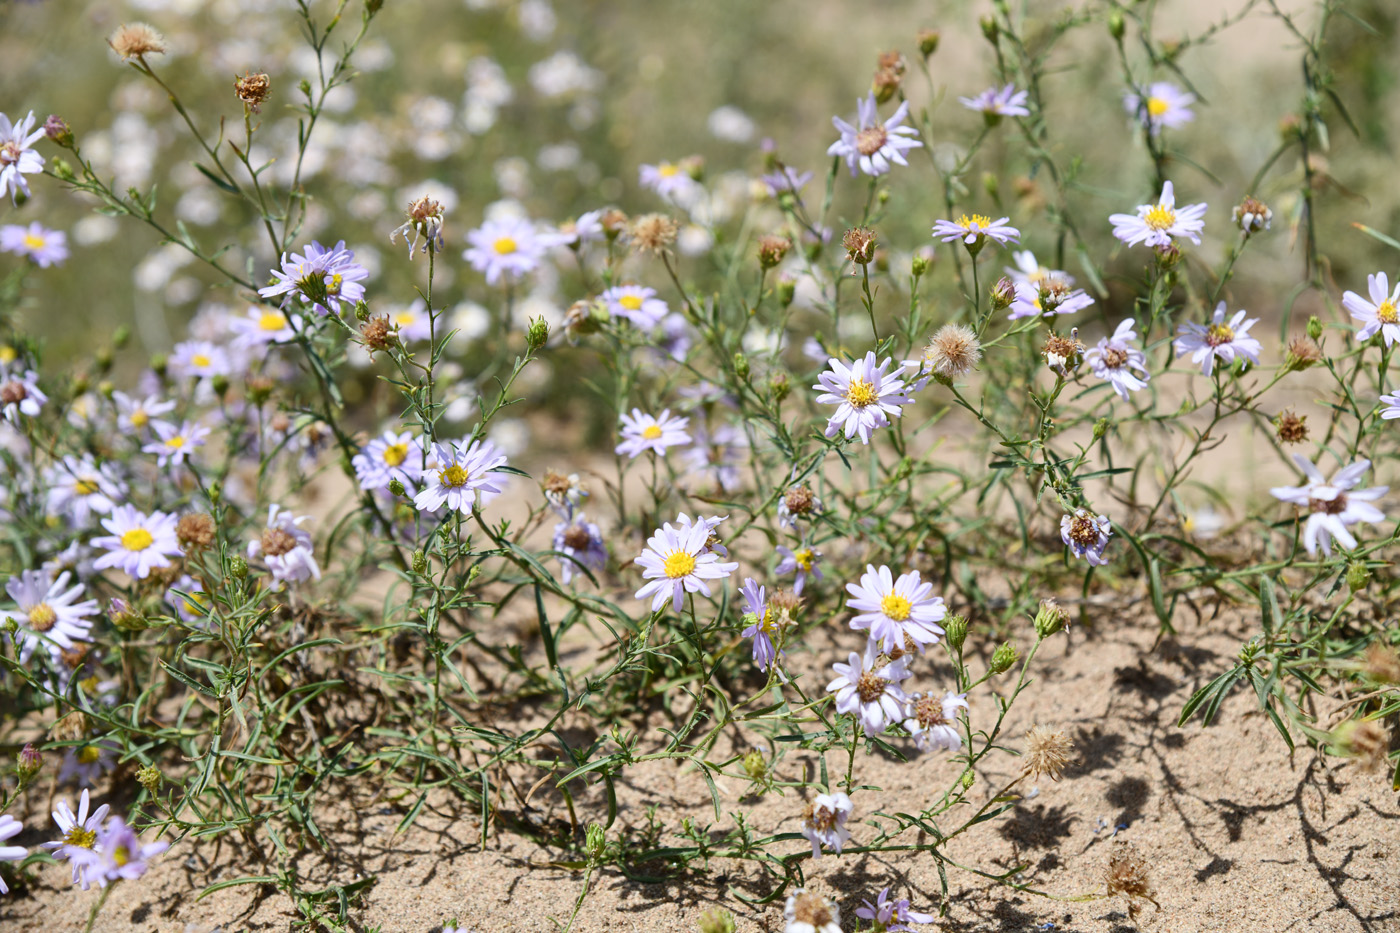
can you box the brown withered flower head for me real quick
[359,316,395,355]
[756,234,791,270]
[235,72,272,112]
[1042,329,1084,375]
[1283,335,1322,372]
[1022,724,1076,781]
[628,213,679,255]
[843,226,877,265]
[1275,409,1309,444]
[109,23,167,61]
[176,513,216,551]
[1106,840,1159,918]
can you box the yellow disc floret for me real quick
[121,528,154,551]
[663,550,697,579]
[881,593,912,621]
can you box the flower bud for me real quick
[209,480,222,504]
[1346,560,1371,593]
[365,0,384,15]
[768,371,790,402]
[1034,598,1070,638]
[980,15,999,43]
[742,749,768,783]
[990,276,1016,311]
[943,614,967,652]
[917,28,941,57]
[412,549,428,575]
[354,301,371,323]
[757,234,791,269]
[1306,315,1323,341]
[733,351,750,381]
[698,908,737,933]
[911,254,931,278]
[1155,242,1182,270]
[44,114,74,148]
[526,315,550,352]
[1232,196,1272,236]
[585,822,608,866]
[988,640,1019,675]
[960,770,975,790]
[51,157,75,182]
[228,554,248,580]
[16,743,42,785]
[1093,417,1110,440]
[211,374,230,398]
[1108,10,1125,40]
[136,763,162,794]
[388,478,406,497]
[150,353,168,379]
[108,597,149,632]
[777,275,796,307]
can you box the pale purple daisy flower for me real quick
[44,455,124,527]
[1342,272,1400,347]
[615,408,691,458]
[1005,249,1072,287]
[1174,302,1262,376]
[827,92,923,177]
[845,564,946,654]
[1379,391,1400,420]
[827,637,911,735]
[228,306,299,349]
[0,367,45,421]
[633,514,739,613]
[761,165,813,197]
[83,814,169,888]
[1085,319,1151,401]
[775,545,823,595]
[247,505,320,586]
[855,888,936,931]
[800,791,853,859]
[1270,455,1388,557]
[91,506,182,579]
[0,814,24,894]
[352,430,424,493]
[3,569,97,665]
[682,422,748,493]
[600,284,668,329]
[958,84,1030,119]
[814,351,912,444]
[258,240,368,316]
[1124,82,1196,134]
[463,217,554,285]
[902,691,969,753]
[142,419,210,467]
[168,341,231,381]
[0,111,46,203]
[559,209,605,247]
[1007,276,1095,320]
[1061,509,1112,566]
[552,512,607,584]
[113,392,174,434]
[413,440,508,514]
[639,161,701,200]
[673,511,730,557]
[738,577,780,671]
[40,788,109,890]
[1109,180,1207,248]
[58,740,119,788]
[386,298,433,343]
[932,214,1020,252]
[0,222,68,266]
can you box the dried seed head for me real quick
[359,316,395,353]
[872,67,902,104]
[1233,196,1272,234]
[876,49,907,75]
[1042,329,1084,374]
[561,524,592,550]
[1275,410,1309,444]
[1335,719,1391,773]
[628,213,679,255]
[923,323,982,378]
[49,709,90,743]
[260,527,298,558]
[109,22,167,60]
[803,801,837,833]
[756,234,791,269]
[1362,642,1400,685]
[1106,840,1156,909]
[843,226,877,265]
[177,513,216,550]
[1023,724,1075,780]
[599,208,629,238]
[784,484,816,516]
[234,72,272,112]
[917,28,941,57]
[1284,335,1322,372]
[767,588,803,627]
[790,890,837,928]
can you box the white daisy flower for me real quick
[1007,276,1095,320]
[412,439,508,514]
[44,455,124,527]
[0,110,46,203]
[813,351,911,444]
[1343,272,1400,347]
[1085,319,1151,401]
[463,216,557,285]
[1005,249,1072,287]
[1109,181,1207,248]
[352,430,424,493]
[826,637,911,735]
[600,284,668,329]
[142,419,210,467]
[229,306,299,349]
[827,92,923,177]
[800,792,853,858]
[615,408,691,459]
[932,214,1020,252]
[3,569,97,665]
[0,367,45,421]
[903,691,969,752]
[1174,301,1262,376]
[0,814,24,894]
[112,392,175,434]
[168,340,231,381]
[958,84,1030,119]
[247,505,321,586]
[638,161,701,201]
[633,514,739,613]
[1270,454,1388,557]
[90,505,182,579]
[40,788,109,890]
[775,545,823,595]
[844,564,946,654]
[387,298,433,343]
[1123,82,1196,134]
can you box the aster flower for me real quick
[387,298,433,343]
[413,440,508,514]
[0,222,68,267]
[777,484,823,529]
[1005,250,1071,287]
[932,214,1020,252]
[168,341,231,381]
[113,392,174,434]
[738,577,781,671]
[615,408,691,458]
[784,889,841,933]
[552,512,608,584]
[827,92,922,177]
[1380,391,1400,420]
[390,195,447,258]
[1343,272,1400,347]
[229,306,298,349]
[903,691,969,753]
[0,814,23,895]
[463,217,554,285]
[3,569,97,665]
[599,284,668,329]
[673,511,731,557]
[247,505,321,585]
[58,740,119,787]
[1270,455,1388,557]
[0,111,46,203]
[855,887,936,931]
[1124,82,1195,134]
[1007,276,1095,320]
[258,240,369,316]
[633,514,739,613]
[1174,302,1262,376]
[1085,319,1151,401]
[827,637,911,735]
[44,455,124,527]
[40,789,109,889]
[352,430,424,494]
[91,505,182,580]
[639,161,701,200]
[814,351,911,444]
[775,545,823,595]
[80,815,169,889]
[1110,181,1207,248]
[958,84,1030,119]
[142,419,210,467]
[800,792,853,859]
[761,165,813,197]
[558,209,605,247]
[845,564,946,654]
[1060,509,1112,566]
[0,367,45,421]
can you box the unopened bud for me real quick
[989,641,1019,675]
[150,353,168,379]
[743,749,767,783]
[733,352,750,381]
[108,596,149,632]
[777,275,796,307]
[1034,599,1070,638]
[1346,560,1371,593]
[943,614,967,652]
[228,554,248,580]
[1108,10,1125,40]
[911,254,931,278]
[389,478,406,497]
[980,15,999,43]
[1155,242,1182,270]
[585,822,607,865]
[354,301,371,323]
[211,374,230,398]
[768,371,790,402]
[757,234,790,269]
[44,114,74,148]
[526,315,550,352]
[697,908,737,933]
[51,157,75,182]
[982,172,999,199]
[209,480,222,504]
[1306,315,1323,341]
[917,28,940,57]
[960,770,975,790]
[136,763,162,794]
[990,276,1016,311]
[1093,417,1109,440]
[412,549,428,575]
[16,743,42,784]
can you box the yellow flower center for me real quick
[396,312,417,326]
[130,410,149,427]
[166,436,185,449]
[192,353,212,368]
[77,745,102,765]
[881,593,912,621]
[74,478,100,495]
[327,273,344,296]
[1205,323,1235,347]
[439,464,470,488]
[121,528,154,551]
[382,443,409,467]
[113,843,131,867]
[846,378,878,408]
[658,163,680,177]
[663,550,697,579]
[63,826,97,850]
[23,232,46,249]
[794,549,814,571]
[758,608,779,634]
[642,424,664,439]
[957,213,993,230]
[619,294,644,311]
[1377,300,1399,324]
[28,603,57,631]
[1143,204,1176,230]
[493,237,517,255]
[259,312,286,331]
[1146,97,1170,117]
[0,346,15,364]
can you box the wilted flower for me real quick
[800,792,853,858]
[390,196,447,258]
[108,23,166,60]
[1274,410,1309,444]
[1233,196,1272,235]
[1106,840,1159,917]
[0,367,46,422]
[1022,724,1076,780]
[843,226,877,265]
[234,71,271,111]
[247,505,320,586]
[627,213,679,254]
[1084,319,1150,401]
[902,691,968,753]
[959,84,1030,120]
[784,889,841,933]
[827,636,911,735]
[552,513,607,585]
[1061,508,1111,565]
